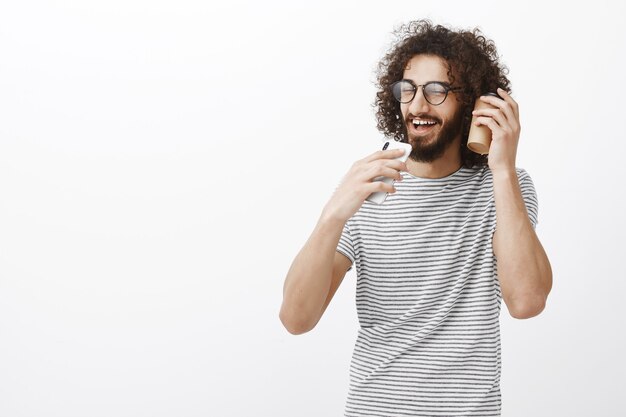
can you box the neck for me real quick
[405,137,463,179]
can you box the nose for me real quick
[407,86,431,114]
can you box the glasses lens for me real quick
[392,81,415,103]
[424,83,448,105]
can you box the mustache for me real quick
[406,114,441,124]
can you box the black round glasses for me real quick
[391,80,463,106]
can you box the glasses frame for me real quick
[391,80,464,106]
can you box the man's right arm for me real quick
[278,148,407,335]
[278,213,352,335]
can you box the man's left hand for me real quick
[472,87,520,174]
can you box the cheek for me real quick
[439,104,461,122]
[399,104,409,120]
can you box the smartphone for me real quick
[365,139,413,204]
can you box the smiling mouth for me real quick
[409,119,438,135]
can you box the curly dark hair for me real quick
[373,19,511,168]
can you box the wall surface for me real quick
[1,1,624,416]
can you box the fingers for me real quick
[373,159,408,177]
[496,87,519,119]
[472,108,506,127]
[365,179,397,194]
[362,151,408,171]
[367,166,405,182]
[473,115,500,131]
[384,158,408,172]
[363,147,405,163]
[476,89,519,129]
[351,148,408,193]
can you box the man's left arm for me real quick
[492,170,552,319]
[472,88,553,320]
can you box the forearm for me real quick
[492,169,552,318]
[279,212,345,333]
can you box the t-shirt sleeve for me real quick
[517,168,539,229]
[336,221,355,272]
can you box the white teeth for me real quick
[412,119,436,126]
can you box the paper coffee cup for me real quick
[467,93,499,155]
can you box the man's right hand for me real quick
[322,148,408,223]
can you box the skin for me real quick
[400,54,465,179]
[280,150,407,334]
[474,88,552,318]
[400,54,552,319]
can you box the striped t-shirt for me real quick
[336,164,538,417]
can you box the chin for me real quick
[409,132,438,144]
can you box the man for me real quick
[279,20,552,416]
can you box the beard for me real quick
[403,105,465,163]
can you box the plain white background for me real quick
[1,1,625,416]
